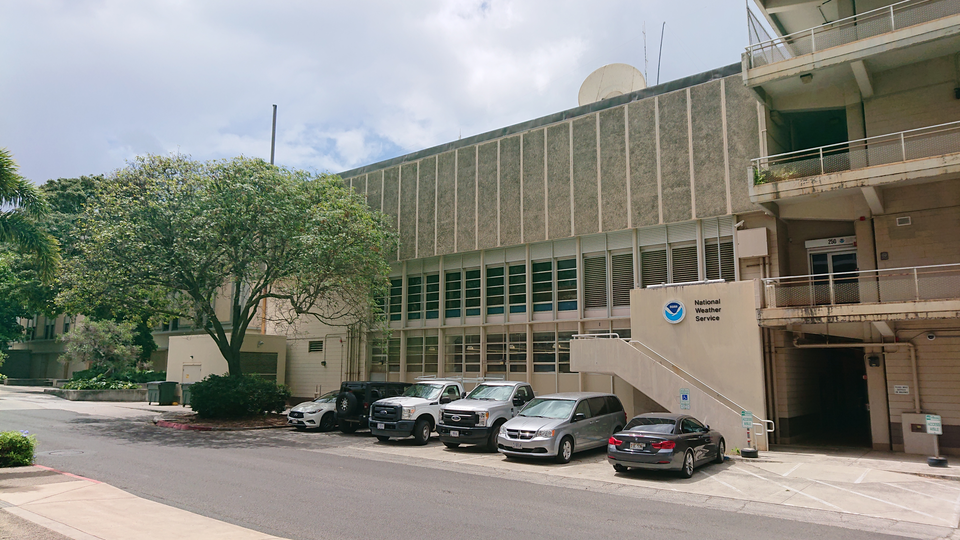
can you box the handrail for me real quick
[752,120,960,165]
[761,262,960,284]
[574,334,771,427]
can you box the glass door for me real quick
[810,251,859,305]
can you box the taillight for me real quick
[652,440,676,450]
[608,436,623,446]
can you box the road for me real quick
[0,389,924,540]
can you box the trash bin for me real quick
[148,381,178,405]
[180,382,193,407]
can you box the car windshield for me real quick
[465,384,514,401]
[313,391,338,404]
[518,398,576,419]
[401,384,442,400]
[625,417,677,434]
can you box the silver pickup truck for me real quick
[437,381,535,451]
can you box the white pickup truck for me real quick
[368,379,465,445]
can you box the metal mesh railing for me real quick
[751,121,960,185]
[763,264,960,308]
[747,0,960,69]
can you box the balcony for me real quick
[758,263,960,326]
[749,121,960,204]
[744,0,960,92]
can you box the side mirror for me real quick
[573,413,586,422]
[440,396,452,404]
[461,392,467,399]
[512,397,524,406]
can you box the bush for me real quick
[71,367,165,383]
[189,374,291,419]
[61,376,140,390]
[0,373,7,382]
[0,431,36,467]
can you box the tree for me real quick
[58,319,141,377]
[62,154,394,376]
[0,148,59,281]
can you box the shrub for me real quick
[189,374,291,419]
[0,431,36,467]
[61,376,140,390]
[59,319,140,377]
[0,373,7,382]
[71,367,166,383]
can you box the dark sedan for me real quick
[606,413,725,478]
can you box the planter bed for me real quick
[44,388,147,402]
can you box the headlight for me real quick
[402,407,415,420]
[536,428,555,438]
[477,411,489,427]
[499,424,508,436]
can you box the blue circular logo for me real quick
[663,300,685,324]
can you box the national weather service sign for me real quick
[663,300,685,324]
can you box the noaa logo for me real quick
[663,300,685,323]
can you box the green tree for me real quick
[62,154,394,376]
[58,319,140,377]
[0,148,59,281]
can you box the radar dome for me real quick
[578,63,646,106]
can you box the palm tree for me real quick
[0,148,59,281]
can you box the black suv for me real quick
[335,381,411,433]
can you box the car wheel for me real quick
[376,435,390,442]
[679,450,695,478]
[443,442,460,449]
[413,418,431,445]
[487,420,505,452]
[319,413,335,432]
[714,439,725,464]
[555,436,574,464]
[613,463,628,473]
[336,392,358,416]
[339,422,357,434]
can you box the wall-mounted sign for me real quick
[679,388,690,410]
[894,385,910,395]
[804,236,857,250]
[926,415,943,435]
[694,299,721,322]
[663,300,685,324]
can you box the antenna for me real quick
[657,22,665,85]
[270,104,277,165]
[643,23,648,83]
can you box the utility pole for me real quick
[262,104,277,334]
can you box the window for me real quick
[386,337,401,372]
[371,338,388,374]
[486,333,506,372]
[557,330,574,373]
[583,256,607,309]
[444,330,480,373]
[407,276,422,320]
[388,278,403,321]
[445,271,462,318]
[43,319,56,340]
[588,397,609,416]
[406,336,424,373]
[641,245,699,286]
[508,264,526,313]
[671,244,699,283]
[532,332,556,373]
[464,269,481,316]
[531,261,553,312]
[574,400,592,419]
[640,249,667,288]
[308,340,324,352]
[62,316,72,334]
[611,252,634,307]
[515,385,533,401]
[705,240,735,281]
[486,266,505,315]
[424,335,438,374]
[425,274,440,319]
[442,385,461,399]
[509,332,527,373]
[556,258,577,311]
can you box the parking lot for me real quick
[310,432,960,537]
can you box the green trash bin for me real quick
[146,381,161,404]
[153,381,177,406]
[180,382,193,407]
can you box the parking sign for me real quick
[741,410,753,428]
[926,415,943,435]
[679,388,690,410]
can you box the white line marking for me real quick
[782,463,802,477]
[884,482,957,504]
[811,480,951,525]
[854,469,870,484]
[699,470,744,494]
[922,479,960,493]
[738,467,845,511]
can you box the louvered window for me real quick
[556,258,577,311]
[444,271,461,318]
[641,249,667,288]
[531,261,553,312]
[705,240,735,281]
[583,256,607,309]
[486,266,505,315]
[425,274,440,319]
[486,333,506,372]
[508,264,526,313]
[308,340,324,352]
[611,252,634,307]
[464,269,481,316]
[406,336,424,372]
[671,244,700,283]
[388,278,403,321]
[387,338,401,372]
[407,275,422,320]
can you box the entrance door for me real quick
[810,251,859,304]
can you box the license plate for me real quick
[629,442,646,450]
[291,420,302,425]
[377,423,385,430]
[450,430,459,437]
[512,442,522,449]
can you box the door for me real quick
[810,251,859,305]
[680,418,710,463]
[571,400,593,449]
[182,364,201,384]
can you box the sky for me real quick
[1,0,756,184]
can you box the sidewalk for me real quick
[0,466,287,540]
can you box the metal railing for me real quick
[762,263,960,308]
[751,121,960,186]
[746,0,960,69]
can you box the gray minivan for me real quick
[497,392,627,464]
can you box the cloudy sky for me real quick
[2,0,757,184]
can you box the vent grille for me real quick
[583,256,607,309]
[308,341,324,352]
[611,252,634,306]
[641,249,667,288]
[705,241,735,281]
[896,216,911,227]
[671,245,699,283]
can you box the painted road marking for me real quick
[738,467,845,511]
[782,463,802,477]
[854,469,870,484]
[884,482,958,504]
[811,479,951,525]
[698,469,744,494]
